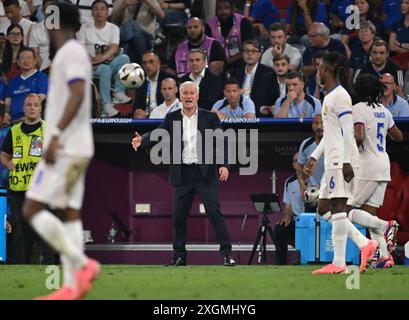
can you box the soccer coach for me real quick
[132,81,235,267]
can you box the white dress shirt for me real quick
[242,63,258,98]
[278,78,286,97]
[147,72,159,112]
[189,68,206,87]
[182,107,199,164]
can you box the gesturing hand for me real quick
[132,131,142,151]
[219,167,229,182]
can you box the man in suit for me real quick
[133,52,176,118]
[180,49,224,110]
[132,81,235,267]
[233,40,274,117]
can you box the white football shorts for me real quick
[347,179,388,208]
[319,168,356,200]
[26,156,91,210]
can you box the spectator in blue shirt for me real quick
[380,73,409,117]
[0,79,6,102]
[382,0,403,30]
[329,0,353,31]
[308,50,326,100]
[285,0,329,40]
[340,0,385,48]
[243,0,280,50]
[244,0,280,38]
[389,0,409,73]
[273,152,306,265]
[5,47,48,123]
[275,71,321,118]
[212,77,256,119]
[349,20,377,71]
[303,22,346,78]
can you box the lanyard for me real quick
[167,102,179,115]
[146,80,151,111]
[217,15,236,40]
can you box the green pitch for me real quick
[0,265,409,300]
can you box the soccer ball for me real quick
[303,185,320,205]
[118,63,145,89]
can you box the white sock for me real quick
[60,255,74,288]
[62,220,85,288]
[30,210,86,269]
[349,209,388,231]
[321,211,332,222]
[331,212,348,267]
[369,228,389,258]
[347,219,369,248]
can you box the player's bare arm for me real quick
[388,126,404,141]
[354,123,365,148]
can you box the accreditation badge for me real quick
[29,136,43,157]
[13,146,22,158]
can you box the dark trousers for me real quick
[172,164,232,260]
[273,220,295,265]
[7,192,56,264]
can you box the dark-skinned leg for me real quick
[318,199,331,221]
[22,198,85,268]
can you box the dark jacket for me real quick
[140,108,229,186]
[180,69,224,110]
[133,70,176,112]
[260,71,281,117]
[233,63,273,113]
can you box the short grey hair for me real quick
[359,20,376,34]
[179,81,200,94]
[314,22,330,39]
[188,48,208,62]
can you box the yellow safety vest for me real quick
[9,121,45,191]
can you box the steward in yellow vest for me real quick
[0,93,55,264]
[1,95,44,191]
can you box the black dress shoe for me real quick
[223,255,236,267]
[165,257,187,266]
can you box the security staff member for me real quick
[1,93,55,264]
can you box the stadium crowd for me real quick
[0,0,408,122]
